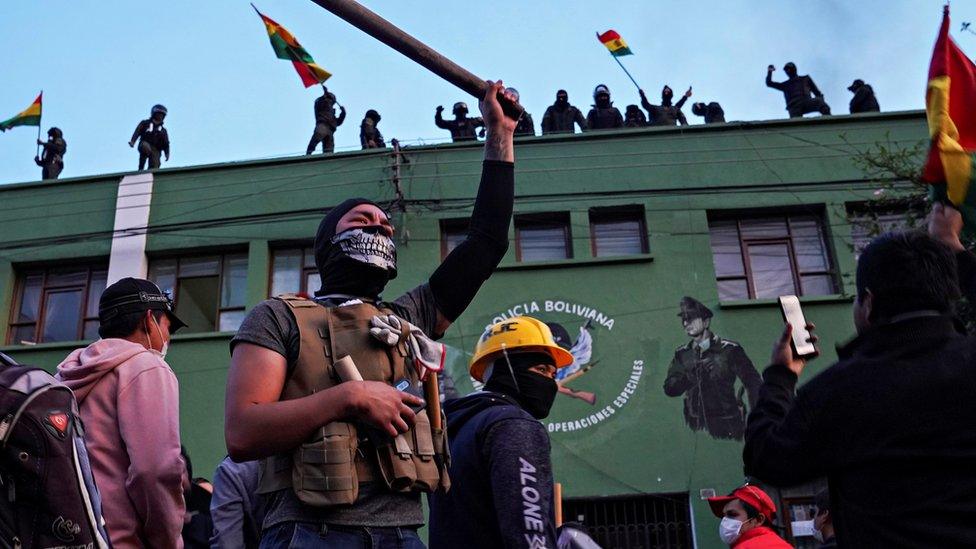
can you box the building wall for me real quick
[0,111,927,547]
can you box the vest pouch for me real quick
[374,432,418,492]
[410,410,440,492]
[432,413,451,492]
[292,421,359,507]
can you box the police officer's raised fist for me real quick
[436,105,444,113]
[767,64,775,72]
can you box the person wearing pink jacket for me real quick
[57,278,188,548]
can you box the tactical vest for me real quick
[258,294,450,507]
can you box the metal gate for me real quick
[561,492,693,549]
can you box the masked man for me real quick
[428,316,573,549]
[586,84,623,130]
[435,101,485,142]
[692,102,726,124]
[847,79,880,114]
[225,81,519,549]
[129,104,170,170]
[541,89,587,135]
[640,85,691,126]
[624,105,648,127]
[35,126,66,179]
[663,296,761,440]
[360,109,385,149]
[766,62,831,118]
[307,86,347,154]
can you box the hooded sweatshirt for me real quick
[56,338,186,549]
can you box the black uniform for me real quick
[36,135,66,180]
[692,102,726,124]
[766,72,831,118]
[360,118,385,149]
[664,334,762,440]
[435,110,484,142]
[849,83,880,114]
[541,104,586,134]
[514,112,535,137]
[586,104,623,130]
[130,119,169,170]
[624,106,647,127]
[307,91,346,154]
[640,92,689,126]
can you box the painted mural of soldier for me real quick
[663,296,761,440]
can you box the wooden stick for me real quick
[424,372,442,430]
[308,0,523,119]
[554,482,563,527]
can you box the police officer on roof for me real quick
[586,84,623,130]
[360,109,385,149]
[435,101,485,142]
[129,104,170,170]
[639,85,691,126]
[765,62,831,118]
[541,89,587,134]
[663,296,762,440]
[307,85,346,154]
[36,126,66,180]
[225,81,519,548]
[429,316,572,548]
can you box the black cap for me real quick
[98,277,186,332]
[847,79,865,92]
[678,296,713,321]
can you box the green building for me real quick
[0,111,926,548]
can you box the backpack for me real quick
[0,351,111,549]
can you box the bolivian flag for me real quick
[923,6,976,228]
[0,93,42,132]
[598,30,633,57]
[253,5,331,88]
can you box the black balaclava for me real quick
[313,198,397,300]
[595,93,611,108]
[784,62,798,78]
[555,89,569,110]
[484,352,558,420]
[662,86,673,106]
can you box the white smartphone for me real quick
[778,295,818,358]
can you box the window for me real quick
[270,247,320,296]
[562,493,693,549]
[439,219,470,260]
[708,211,837,301]
[149,254,247,333]
[8,264,107,345]
[590,206,648,257]
[849,203,922,258]
[515,213,572,262]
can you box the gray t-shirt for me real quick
[229,284,441,529]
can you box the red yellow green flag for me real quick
[923,5,976,229]
[252,4,331,88]
[598,30,633,57]
[0,93,42,132]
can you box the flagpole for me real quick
[36,90,42,158]
[596,32,641,91]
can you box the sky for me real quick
[0,0,970,185]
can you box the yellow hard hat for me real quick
[469,316,575,382]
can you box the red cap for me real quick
[707,485,777,518]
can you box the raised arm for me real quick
[435,106,450,129]
[928,203,976,301]
[428,81,517,335]
[765,67,784,90]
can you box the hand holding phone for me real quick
[778,296,818,358]
[772,296,819,375]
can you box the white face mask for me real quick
[812,525,824,544]
[146,315,169,358]
[719,517,743,545]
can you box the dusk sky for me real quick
[0,0,968,184]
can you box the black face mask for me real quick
[555,96,569,109]
[595,95,610,108]
[484,353,558,419]
[317,227,397,299]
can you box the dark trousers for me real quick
[788,97,831,118]
[41,162,63,180]
[260,522,425,549]
[307,123,336,154]
[138,141,162,170]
